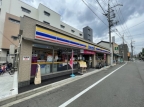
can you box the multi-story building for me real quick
[118,44,129,61]
[0,0,84,63]
[83,26,93,42]
[0,0,111,87]
[97,41,122,62]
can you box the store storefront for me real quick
[18,16,110,87]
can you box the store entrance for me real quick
[82,55,92,68]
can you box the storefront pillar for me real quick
[18,40,32,87]
[92,54,96,68]
[107,54,110,65]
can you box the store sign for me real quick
[35,26,86,49]
[23,56,30,60]
[88,45,95,50]
[80,49,95,55]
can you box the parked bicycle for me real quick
[6,62,15,75]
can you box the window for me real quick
[21,7,31,14]
[79,33,82,36]
[60,25,65,28]
[9,18,20,24]
[88,34,91,36]
[88,29,90,31]
[71,30,75,33]
[44,11,50,16]
[43,21,50,25]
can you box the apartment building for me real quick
[0,0,83,63]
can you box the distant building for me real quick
[83,26,93,42]
[97,41,122,63]
[118,44,129,61]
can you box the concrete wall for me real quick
[2,13,20,49]
[18,40,32,87]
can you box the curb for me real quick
[0,66,111,106]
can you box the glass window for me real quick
[21,7,31,14]
[71,30,75,33]
[43,21,50,25]
[60,25,65,28]
[79,33,82,36]
[44,11,50,16]
[9,18,20,24]
[31,46,53,76]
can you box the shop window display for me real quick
[31,48,53,76]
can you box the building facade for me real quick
[97,41,122,63]
[118,44,129,61]
[83,26,93,42]
[18,16,110,87]
[0,0,84,63]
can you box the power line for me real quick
[111,1,127,35]
[101,0,107,5]
[121,20,144,32]
[95,0,106,14]
[118,8,132,36]
[113,0,131,37]
[82,0,107,26]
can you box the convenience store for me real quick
[18,16,110,87]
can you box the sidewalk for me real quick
[0,72,18,100]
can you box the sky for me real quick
[21,0,144,55]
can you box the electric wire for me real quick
[82,0,108,26]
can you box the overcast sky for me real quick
[22,0,144,55]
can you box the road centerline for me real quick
[59,63,127,107]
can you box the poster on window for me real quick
[47,54,53,62]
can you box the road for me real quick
[10,61,144,107]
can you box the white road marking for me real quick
[59,63,127,107]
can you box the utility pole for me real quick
[104,0,122,66]
[122,35,125,61]
[131,39,133,59]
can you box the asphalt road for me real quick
[10,61,144,107]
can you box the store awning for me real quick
[114,53,122,57]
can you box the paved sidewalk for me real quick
[0,72,18,100]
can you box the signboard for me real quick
[79,61,87,67]
[80,49,95,55]
[47,55,53,62]
[88,45,95,50]
[34,64,41,85]
[23,56,30,60]
[104,54,106,60]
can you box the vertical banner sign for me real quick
[104,54,106,60]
